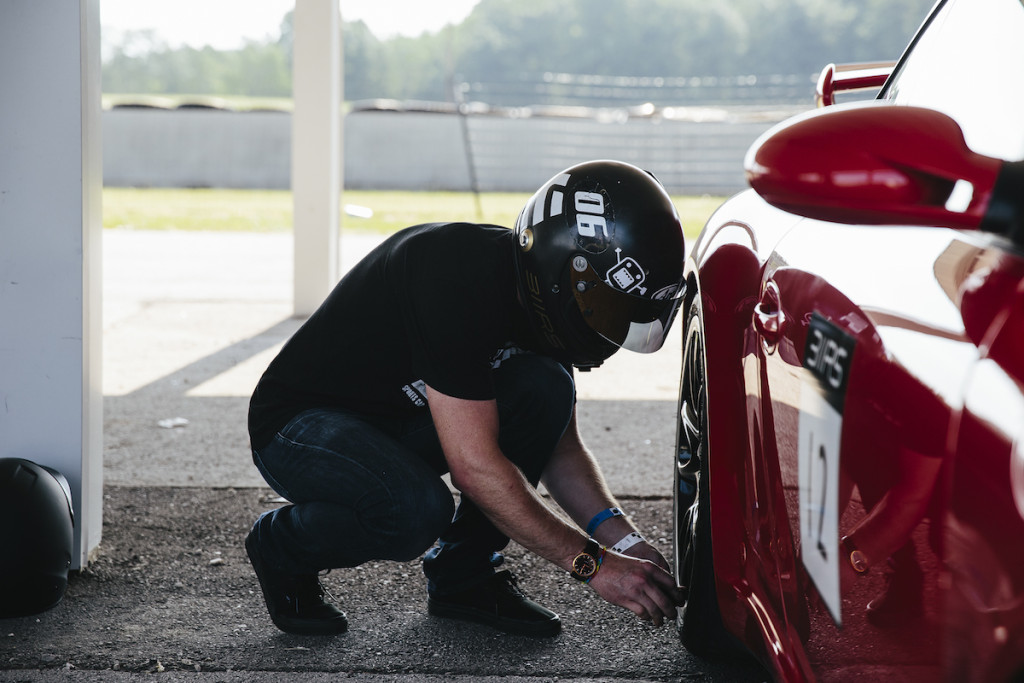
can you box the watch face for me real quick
[573,552,597,578]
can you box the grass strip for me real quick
[103,187,723,241]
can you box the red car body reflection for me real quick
[671,0,1024,680]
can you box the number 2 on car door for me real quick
[798,313,855,626]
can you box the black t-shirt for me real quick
[248,222,535,450]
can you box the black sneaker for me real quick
[245,529,348,635]
[427,570,561,637]
[866,552,924,627]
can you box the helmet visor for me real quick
[569,259,683,353]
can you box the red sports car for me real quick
[672,0,1024,680]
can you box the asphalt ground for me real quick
[0,229,768,682]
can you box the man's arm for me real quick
[426,385,584,568]
[540,406,671,569]
[427,386,681,625]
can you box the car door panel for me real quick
[752,218,982,677]
[945,249,1024,681]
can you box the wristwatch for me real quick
[570,539,606,583]
[840,535,869,574]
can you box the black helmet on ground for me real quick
[0,458,75,618]
[513,160,686,369]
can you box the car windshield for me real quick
[882,0,1024,161]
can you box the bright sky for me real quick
[100,0,480,49]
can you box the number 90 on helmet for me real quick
[513,160,686,369]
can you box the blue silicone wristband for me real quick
[585,507,623,536]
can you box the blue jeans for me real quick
[250,352,575,596]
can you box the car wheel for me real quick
[674,296,743,659]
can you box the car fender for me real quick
[685,190,805,650]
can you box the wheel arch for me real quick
[684,222,765,634]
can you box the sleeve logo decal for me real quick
[799,312,855,626]
[401,379,427,407]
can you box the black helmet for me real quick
[513,160,686,369]
[0,458,74,617]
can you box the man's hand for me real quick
[621,539,672,574]
[428,386,683,626]
[587,551,683,626]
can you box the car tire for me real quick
[674,296,746,659]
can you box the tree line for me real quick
[102,0,934,106]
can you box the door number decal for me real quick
[799,312,854,626]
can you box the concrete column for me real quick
[0,0,103,568]
[291,0,343,316]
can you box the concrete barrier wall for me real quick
[103,109,292,189]
[103,107,803,195]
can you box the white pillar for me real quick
[0,0,103,569]
[291,0,343,316]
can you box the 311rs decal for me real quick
[798,312,855,626]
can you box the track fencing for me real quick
[103,98,813,196]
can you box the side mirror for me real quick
[744,102,1024,241]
